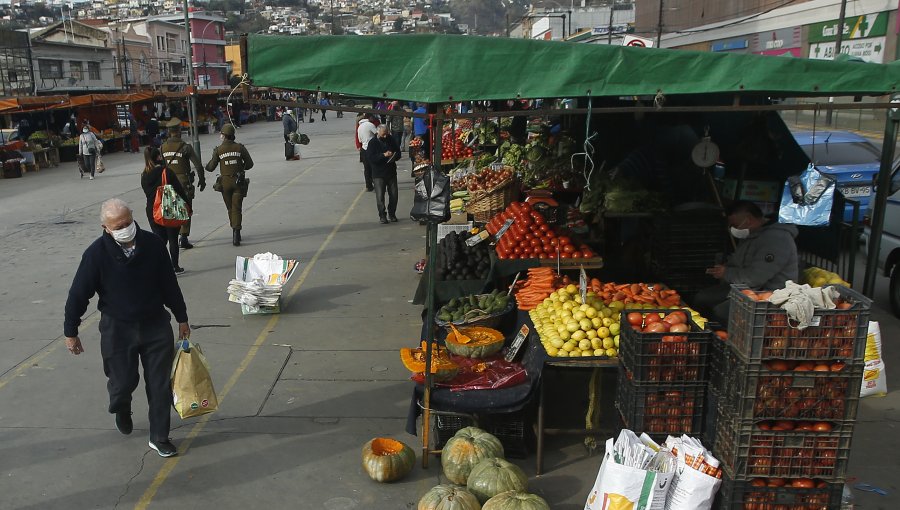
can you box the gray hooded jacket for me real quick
[724,222,799,291]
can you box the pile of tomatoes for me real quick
[441,129,474,161]
[485,202,595,260]
[641,389,698,435]
[625,310,694,343]
[464,166,513,193]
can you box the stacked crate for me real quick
[713,285,871,510]
[616,309,712,440]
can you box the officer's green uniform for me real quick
[205,124,253,246]
[160,118,204,240]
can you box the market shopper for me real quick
[160,119,205,249]
[205,124,254,247]
[141,147,190,274]
[694,200,799,324]
[387,101,405,150]
[63,198,190,458]
[282,109,297,144]
[413,103,429,156]
[366,125,401,224]
[77,126,103,180]
[356,113,378,192]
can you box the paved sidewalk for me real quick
[0,115,898,509]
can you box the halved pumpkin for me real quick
[401,341,459,381]
[445,326,505,359]
[362,437,415,483]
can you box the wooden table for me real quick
[535,356,618,475]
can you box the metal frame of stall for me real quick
[237,34,900,469]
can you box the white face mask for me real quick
[730,227,751,239]
[82,128,89,133]
[109,222,137,244]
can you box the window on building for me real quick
[39,59,63,79]
[157,36,164,51]
[70,61,83,81]
[88,62,100,80]
[9,71,17,82]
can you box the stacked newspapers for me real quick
[227,253,299,315]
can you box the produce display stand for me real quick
[240,34,900,485]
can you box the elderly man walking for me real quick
[64,198,190,458]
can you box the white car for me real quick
[861,164,900,316]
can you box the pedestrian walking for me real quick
[160,118,205,249]
[77,126,103,180]
[205,124,254,246]
[63,198,190,458]
[401,105,413,150]
[356,113,378,192]
[141,147,190,274]
[319,96,329,121]
[146,116,160,147]
[213,105,224,133]
[366,125,401,224]
[128,111,140,153]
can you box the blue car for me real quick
[791,131,881,223]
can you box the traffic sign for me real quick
[623,35,654,48]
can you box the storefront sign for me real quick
[807,11,889,43]
[809,36,886,63]
[750,27,801,54]
[711,37,749,52]
[759,48,802,57]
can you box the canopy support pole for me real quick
[862,103,900,297]
[422,108,444,468]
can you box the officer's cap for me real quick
[221,124,236,136]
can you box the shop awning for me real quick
[0,95,70,113]
[247,34,900,102]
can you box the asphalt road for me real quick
[1,115,899,509]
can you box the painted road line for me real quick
[135,187,367,509]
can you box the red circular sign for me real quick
[626,39,646,47]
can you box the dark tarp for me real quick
[248,33,900,103]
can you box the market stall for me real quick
[244,33,899,506]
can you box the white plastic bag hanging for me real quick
[585,431,675,510]
[778,164,836,226]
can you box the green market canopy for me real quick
[247,33,900,103]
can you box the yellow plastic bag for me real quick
[171,340,219,419]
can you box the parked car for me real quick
[860,163,900,316]
[792,131,882,223]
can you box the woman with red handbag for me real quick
[141,147,190,274]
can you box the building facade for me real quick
[151,12,228,89]
[28,21,117,94]
[0,28,34,97]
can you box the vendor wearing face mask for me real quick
[694,200,799,324]
[63,198,190,459]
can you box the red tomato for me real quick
[582,250,594,258]
[549,238,559,247]
[644,313,662,324]
[560,252,571,258]
[813,422,833,432]
[562,244,576,254]
[571,251,582,258]
[557,236,571,246]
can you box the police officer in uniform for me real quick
[205,124,253,246]
[160,118,205,249]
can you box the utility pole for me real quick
[826,0,848,125]
[607,0,614,44]
[656,0,664,47]
[182,0,202,161]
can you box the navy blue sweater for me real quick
[64,225,188,337]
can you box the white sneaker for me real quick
[89,176,94,180]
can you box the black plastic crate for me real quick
[727,284,871,364]
[615,366,705,437]
[433,412,529,459]
[718,357,863,423]
[433,414,474,449]
[619,310,711,384]
[716,473,843,510]
[709,336,733,394]
[714,404,855,481]
[704,387,721,451]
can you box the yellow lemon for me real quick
[545,346,559,356]
[591,338,603,350]
[562,341,576,352]
[550,337,564,349]
[565,284,578,294]
[597,327,610,339]
[586,329,598,340]
[556,349,568,357]
[559,329,571,340]
[571,330,586,341]
[573,310,586,321]
[566,321,581,333]
[600,308,614,319]
[602,317,614,327]
[578,339,592,351]
[603,337,615,349]
[580,318,594,331]
[614,335,620,348]
[606,348,618,357]
[556,324,567,334]
[609,323,621,336]
[591,317,604,328]
[581,350,594,357]
[594,348,605,357]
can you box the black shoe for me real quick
[389,215,398,223]
[173,266,185,275]
[380,217,390,224]
[115,410,133,435]
[179,236,193,249]
[79,170,84,179]
[148,439,178,458]
[366,187,374,192]
[233,229,241,246]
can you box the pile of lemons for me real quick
[528,284,623,358]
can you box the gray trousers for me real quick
[99,311,175,442]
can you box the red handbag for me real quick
[153,169,191,227]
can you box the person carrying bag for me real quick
[77,126,103,180]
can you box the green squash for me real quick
[441,427,505,485]
[444,326,506,359]
[361,437,415,483]
[418,484,482,510]
[466,458,528,504]
[482,491,549,510]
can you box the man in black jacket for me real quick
[64,198,190,458]
[366,125,401,224]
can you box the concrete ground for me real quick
[0,114,898,509]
